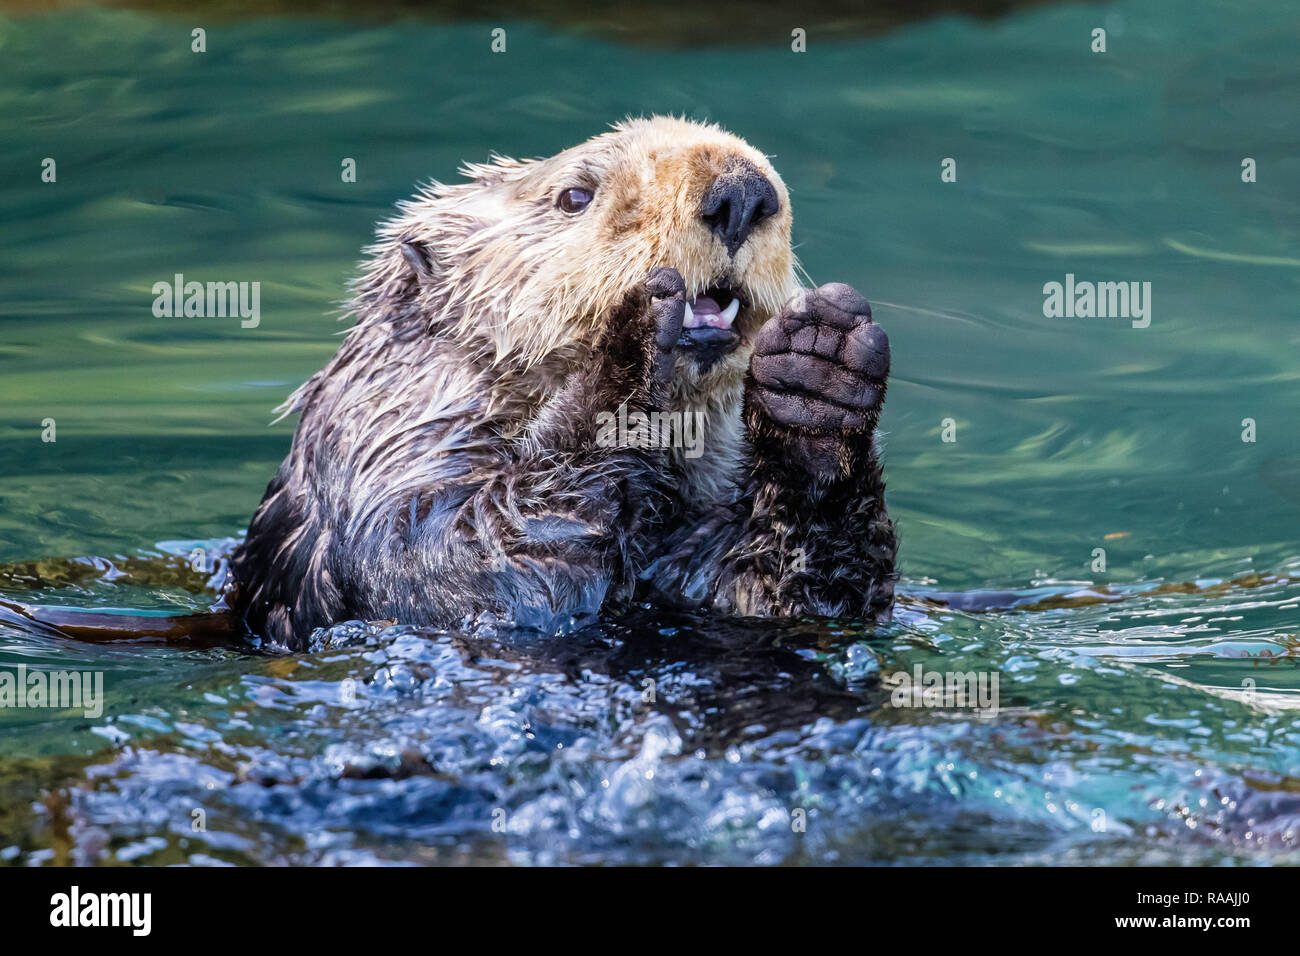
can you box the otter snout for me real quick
[699,158,780,256]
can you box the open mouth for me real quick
[684,284,743,332]
[678,283,744,362]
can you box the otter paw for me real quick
[644,267,687,387]
[596,267,686,401]
[750,282,888,434]
[748,283,888,476]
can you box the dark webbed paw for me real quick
[594,267,687,407]
[748,282,889,477]
[644,266,687,389]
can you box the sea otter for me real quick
[231,116,897,649]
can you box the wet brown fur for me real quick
[231,116,897,649]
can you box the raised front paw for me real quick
[594,267,686,407]
[643,266,687,389]
[751,283,889,431]
[747,282,889,475]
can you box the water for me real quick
[2,0,1299,864]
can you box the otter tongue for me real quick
[692,295,722,316]
[685,295,727,330]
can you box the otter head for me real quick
[359,116,798,410]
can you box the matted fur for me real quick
[232,116,896,649]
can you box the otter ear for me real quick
[400,239,436,287]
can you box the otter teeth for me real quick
[683,295,740,330]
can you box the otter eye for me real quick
[557,186,593,214]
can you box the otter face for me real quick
[548,116,797,383]
[369,116,798,403]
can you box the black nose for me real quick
[699,159,779,256]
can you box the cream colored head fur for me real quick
[354,116,798,398]
[329,117,803,504]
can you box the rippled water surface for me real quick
[2,0,1299,865]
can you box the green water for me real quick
[1,0,1298,865]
